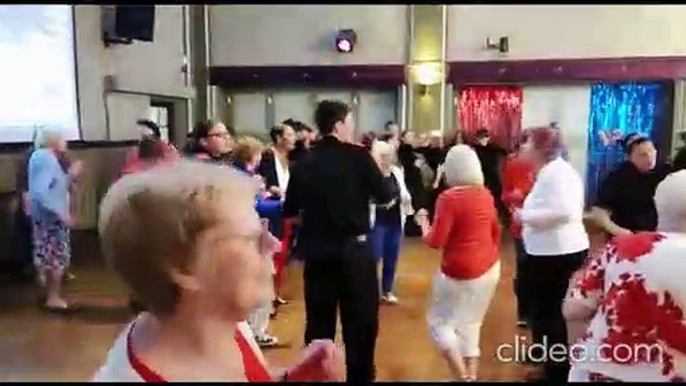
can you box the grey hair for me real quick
[34,127,63,149]
[443,144,484,187]
[655,170,686,232]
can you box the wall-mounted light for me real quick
[334,29,357,53]
[409,62,444,96]
[410,62,444,86]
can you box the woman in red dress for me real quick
[93,161,344,382]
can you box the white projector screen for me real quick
[0,5,80,143]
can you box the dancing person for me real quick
[284,119,316,164]
[397,132,428,237]
[501,138,535,327]
[590,133,670,239]
[383,121,400,148]
[93,161,345,381]
[472,129,508,222]
[416,144,501,382]
[187,121,234,164]
[28,128,79,312]
[515,126,589,382]
[564,170,686,382]
[232,137,283,348]
[284,100,392,382]
[369,141,413,304]
[258,124,297,311]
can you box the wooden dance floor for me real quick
[0,237,531,382]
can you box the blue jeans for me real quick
[371,221,402,294]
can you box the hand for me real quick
[288,339,345,382]
[379,199,397,210]
[68,160,83,178]
[268,186,282,197]
[510,188,524,201]
[414,209,429,226]
[60,214,75,228]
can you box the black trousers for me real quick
[513,238,529,321]
[303,239,379,383]
[12,206,35,279]
[525,250,587,383]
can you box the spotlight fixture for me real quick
[334,29,357,53]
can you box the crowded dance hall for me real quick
[4,4,686,383]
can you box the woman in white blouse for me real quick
[369,140,414,304]
[515,126,589,383]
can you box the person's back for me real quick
[291,136,385,252]
[429,186,500,280]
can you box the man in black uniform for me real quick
[591,133,671,235]
[283,100,391,382]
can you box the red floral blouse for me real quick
[568,232,686,382]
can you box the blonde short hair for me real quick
[232,136,265,165]
[371,140,395,158]
[443,144,484,187]
[98,160,259,316]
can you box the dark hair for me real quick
[385,121,397,130]
[269,123,291,144]
[136,119,161,139]
[379,132,394,142]
[621,133,651,155]
[191,121,235,141]
[475,128,490,139]
[138,137,165,160]
[314,100,351,136]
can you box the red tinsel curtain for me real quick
[458,86,523,151]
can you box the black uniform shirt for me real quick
[283,135,391,255]
[595,161,671,232]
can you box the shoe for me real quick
[274,297,289,306]
[256,334,279,348]
[382,293,399,304]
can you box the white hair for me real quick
[430,130,442,138]
[34,127,63,149]
[655,170,686,232]
[371,139,394,158]
[443,144,484,187]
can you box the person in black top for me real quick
[283,100,392,383]
[472,128,508,221]
[591,133,671,236]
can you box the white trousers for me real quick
[247,254,276,338]
[426,261,501,357]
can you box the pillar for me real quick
[407,5,448,135]
[189,5,210,125]
[671,80,686,159]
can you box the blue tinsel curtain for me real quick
[585,82,668,205]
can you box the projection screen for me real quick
[0,5,80,143]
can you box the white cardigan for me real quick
[369,165,414,232]
[521,157,589,256]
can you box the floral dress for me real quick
[567,232,686,382]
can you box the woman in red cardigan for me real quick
[416,144,501,382]
[501,142,535,327]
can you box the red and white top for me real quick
[92,320,271,382]
[567,232,686,382]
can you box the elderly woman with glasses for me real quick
[416,144,501,382]
[28,128,79,313]
[93,161,344,381]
